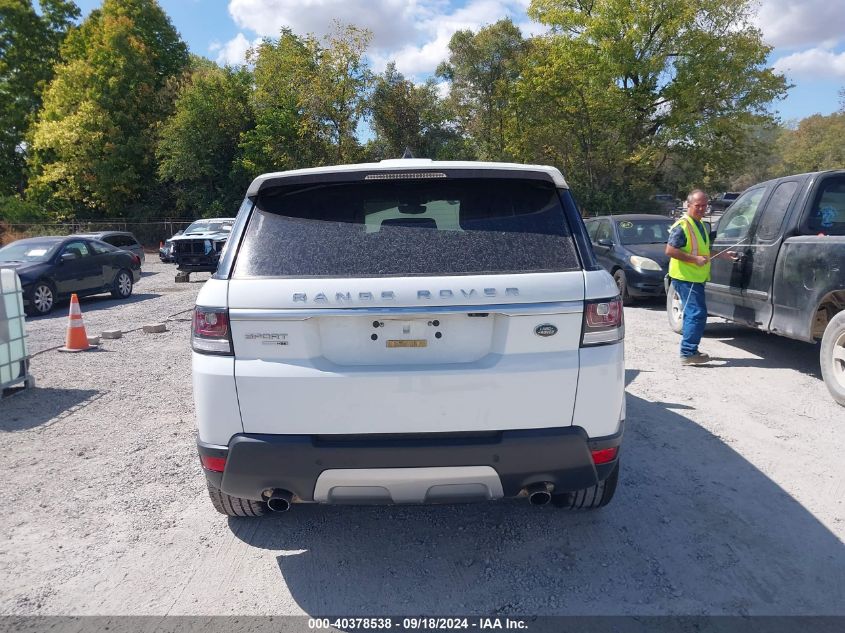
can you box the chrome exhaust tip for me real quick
[266,489,293,512]
[527,482,553,506]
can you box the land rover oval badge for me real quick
[535,324,558,337]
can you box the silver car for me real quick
[73,231,145,265]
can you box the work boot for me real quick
[681,352,711,366]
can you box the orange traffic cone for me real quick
[58,294,96,353]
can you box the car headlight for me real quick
[629,255,662,271]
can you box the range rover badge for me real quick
[534,324,558,337]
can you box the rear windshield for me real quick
[232,178,579,278]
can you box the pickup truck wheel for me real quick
[552,461,619,510]
[206,480,269,517]
[666,282,684,334]
[613,270,633,305]
[820,310,845,406]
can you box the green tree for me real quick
[238,23,371,174]
[514,0,788,213]
[437,19,526,161]
[309,23,372,163]
[157,63,254,216]
[369,62,466,159]
[780,113,845,174]
[0,0,79,195]
[26,0,189,218]
[237,29,323,175]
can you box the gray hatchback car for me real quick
[73,231,145,265]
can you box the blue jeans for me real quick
[672,280,707,357]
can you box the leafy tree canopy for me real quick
[26,0,189,218]
[516,0,788,213]
[369,62,467,160]
[0,0,79,195]
[437,19,526,161]
[157,63,254,216]
[237,24,372,175]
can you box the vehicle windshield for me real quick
[184,221,233,234]
[234,177,580,277]
[616,219,673,245]
[0,241,59,262]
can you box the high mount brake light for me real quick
[192,307,233,355]
[364,172,448,180]
[581,297,624,346]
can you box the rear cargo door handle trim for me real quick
[229,301,583,321]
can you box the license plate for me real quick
[386,339,428,348]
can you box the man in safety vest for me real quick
[665,189,735,365]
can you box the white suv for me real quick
[192,160,625,516]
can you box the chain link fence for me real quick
[0,220,195,249]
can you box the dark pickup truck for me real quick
[666,170,845,406]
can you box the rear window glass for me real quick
[233,178,579,278]
[805,176,845,236]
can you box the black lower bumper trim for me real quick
[198,425,622,502]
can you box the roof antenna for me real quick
[401,147,415,159]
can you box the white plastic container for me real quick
[0,268,34,393]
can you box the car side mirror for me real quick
[61,252,77,262]
[597,238,613,247]
[710,230,717,242]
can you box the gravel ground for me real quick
[0,259,843,616]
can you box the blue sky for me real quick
[73,0,845,122]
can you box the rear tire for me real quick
[614,270,633,306]
[820,310,845,407]
[111,269,133,299]
[552,461,619,510]
[666,281,684,334]
[206,480,269,517]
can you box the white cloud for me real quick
[772,47,845,79]
[755,0,845,50]
[227,0,539,79]
[433,79,450,99]
[228,0,433,48]
[212,32,263,66]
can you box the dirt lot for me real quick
[1,260,843,616]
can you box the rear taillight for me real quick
[591,447,618,465]
[131,254,141,265]
[581,296,624,346]
[200,454,226,472]
[192,307,233,355]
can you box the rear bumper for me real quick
[198,425,622,502]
